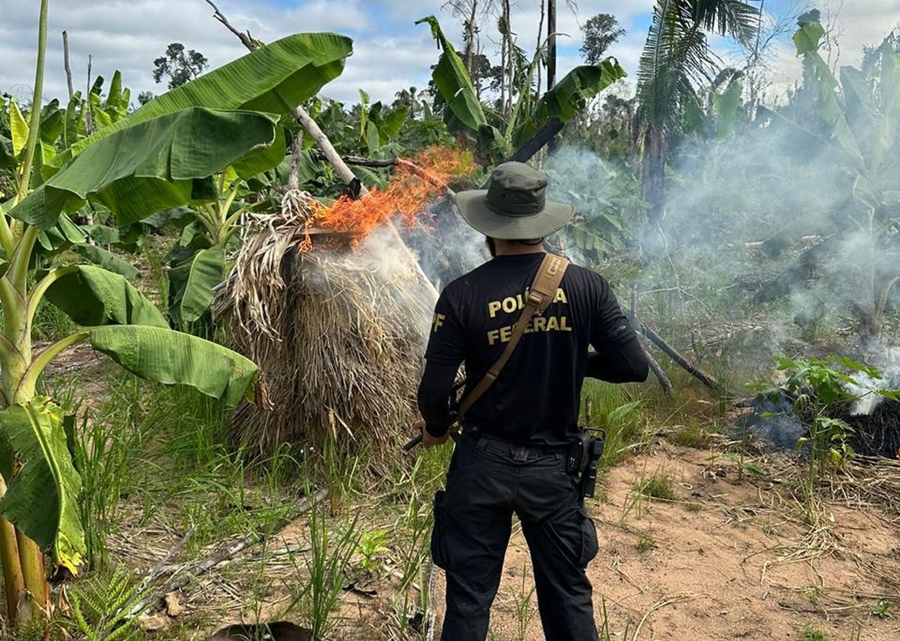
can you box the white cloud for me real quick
[2,0,896,110]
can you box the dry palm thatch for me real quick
[215,190,435,466]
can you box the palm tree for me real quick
[637,0,762,229]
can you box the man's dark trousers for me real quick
[432,431,600,641]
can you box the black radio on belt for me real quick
[566,431,604,498]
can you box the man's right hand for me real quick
[413,418,450,448]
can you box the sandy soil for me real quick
[430,442,900,641]
[118,440,900,641]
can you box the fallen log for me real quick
[638,322,728,394]
[628,289,674,396]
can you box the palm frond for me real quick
[691,0,762,47]
[637,0,711,130]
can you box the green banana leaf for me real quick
[39,100,64,145]
[168,245,227,325]
[88,325,258,407]
[416,16,488,132]
[36,214,89,255]
[9,108,281,229]
[0,397,84,574]
[511,59,627,148]
[81,224,121,245]
[793,21,864,167]
[49,32,353,173]
[45,266,167,328]
[374,105,409,145]
[714,72,744,140]
[10,99,29,157]
[73,245,140,280]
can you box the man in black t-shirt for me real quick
[415,162,649,641]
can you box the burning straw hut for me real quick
[215,151,475,465]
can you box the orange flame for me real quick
[310,147,477,244]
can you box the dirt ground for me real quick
[432,442,900,641]
[116,438,900,641]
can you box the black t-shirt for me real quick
[421,252,640,445]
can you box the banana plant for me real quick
[416,15,627,165]
[0,0,353,626]
[358,89,410,157]
[760,16,900,338]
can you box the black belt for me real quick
[463,424,570,455]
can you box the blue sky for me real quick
[2,0,898,106]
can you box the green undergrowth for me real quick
[37,366,457,639]
[37,340,739,638]
[582,358,734,470]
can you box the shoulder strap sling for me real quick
[457,253,569,420]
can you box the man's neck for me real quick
[493,239,545,256]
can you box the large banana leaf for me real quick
[45,265,167,328]
[10,99,29,157]
[793,20,864,167]
[511,60,627,148]
[73,245,140,280]
[88,326,257,407]
[9,108,281,229]
[416,16,488,132]
[49,33,353,173]
[168,245,226,325]
[0,397,84,574]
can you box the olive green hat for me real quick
[455,162,574,240]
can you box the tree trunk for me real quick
[503,0,513,117]
[640,125,666,229]
[535,0,545,99]
[463,0,479,78]
[547,0,556,91]
[499,19,506,118]
[62,31,74,101]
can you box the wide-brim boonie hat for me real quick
[455,162,574,240]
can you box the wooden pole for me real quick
[547,0,557,91]
[84,55,93,135]
[62,31,74,101]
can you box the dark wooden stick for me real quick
[510,118,564,163]
[642,341,674,396]
[626,293,673,396]
[205,0,256,50]
[318,154,457,199]
[638,321,726,393]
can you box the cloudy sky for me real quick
[1,0,899,107]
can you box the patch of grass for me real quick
[668,418,716,449]
[281,503,361,639]
[636,532,657,553]
[870,599,892,619]
[634,473,677,502]
[804,585,825,605]
[597,595,633,641]
[512,560,537,641]
[581,380,647,469]
[802,624,827,641]
[32,298,78,342]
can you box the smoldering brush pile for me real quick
[215,189,434,468]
